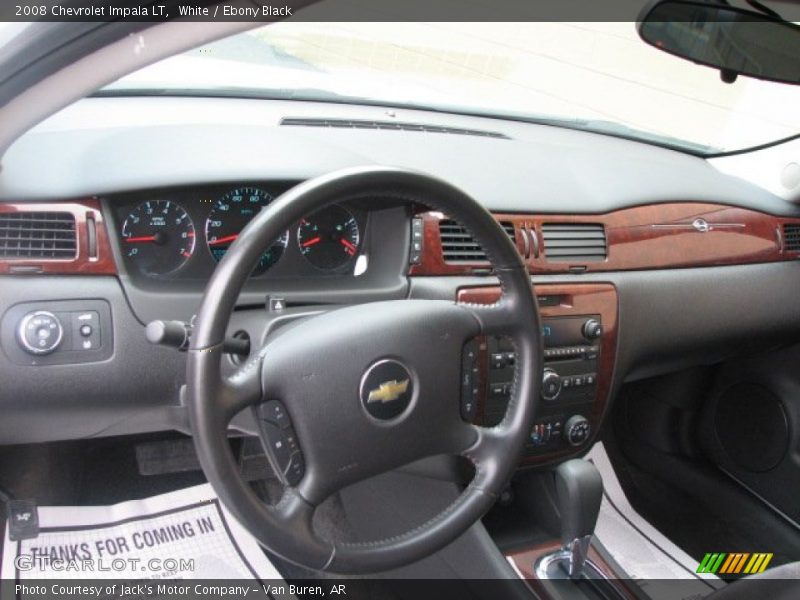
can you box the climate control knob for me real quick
[541,368,562,401]
[17,311,64,355]
[583,318,602,340]
[564,415,591,446]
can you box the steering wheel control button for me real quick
[460,339,480,421]
[259,421,293,471]
[256,403,306,486]
[285,452,305,486]
[260,400,291,429]
[17,311,64,355]
[564,415,591,446]
[360,359,414,421]
[541,368,562,401]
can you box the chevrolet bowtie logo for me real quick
[367,379,410,404]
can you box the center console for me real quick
[458,283,618,466]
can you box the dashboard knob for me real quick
[541,368,562,401]
[17,311,64,355]
[564,415,591,446]
[582,318,603,340]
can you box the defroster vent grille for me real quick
[281,117,509,139]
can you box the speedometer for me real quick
[205,187,288,276]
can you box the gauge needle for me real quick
[340,239,356,254]
[208,234,239,246]
[301,236,322,248]
[124,235,158,243]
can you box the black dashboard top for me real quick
[2,96,796,217]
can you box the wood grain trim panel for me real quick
[457,283,618,467]
[0,199,116,275]
[507,540,639,599]
[410,203,800,275]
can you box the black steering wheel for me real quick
[186,167,542,573]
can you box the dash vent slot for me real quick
[439,220,515,263]
[784,223,800,252]
[281,118,509,139]
[541,223,607,262]
[0,212,77,259]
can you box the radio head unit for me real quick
[462,315,602,458]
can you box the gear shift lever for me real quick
[555,459,603,577]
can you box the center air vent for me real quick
[784,224,800,252]
[281,118,509,139]
[439,220,515,263]
[541,223,607,262]
[0,212,77,259]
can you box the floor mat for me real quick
[587,443,724,599]
[1,483,286,585]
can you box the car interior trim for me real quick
[411,203,800,276]
[0,198,116,275]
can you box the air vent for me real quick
[0,212,77,259]
[439,220,515,263]
[541,223,607,262]
[785,224,800,252]
[281,118,509,139]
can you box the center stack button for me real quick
[541,368,562,401]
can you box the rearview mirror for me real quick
[638,0,800,84]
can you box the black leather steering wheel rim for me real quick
[186,166,542,573]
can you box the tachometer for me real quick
[121,200,195,276]
[205,187,288,276]
[297,205,360,271]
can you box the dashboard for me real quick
[3,190,800,463]
[3,96,800,459]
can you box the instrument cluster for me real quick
[114,184,365,279]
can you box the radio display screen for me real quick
[542,316,596,348]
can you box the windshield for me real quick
[105,22,800,155]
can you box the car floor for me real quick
[606,386,800,573]
[0,434,205,507]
